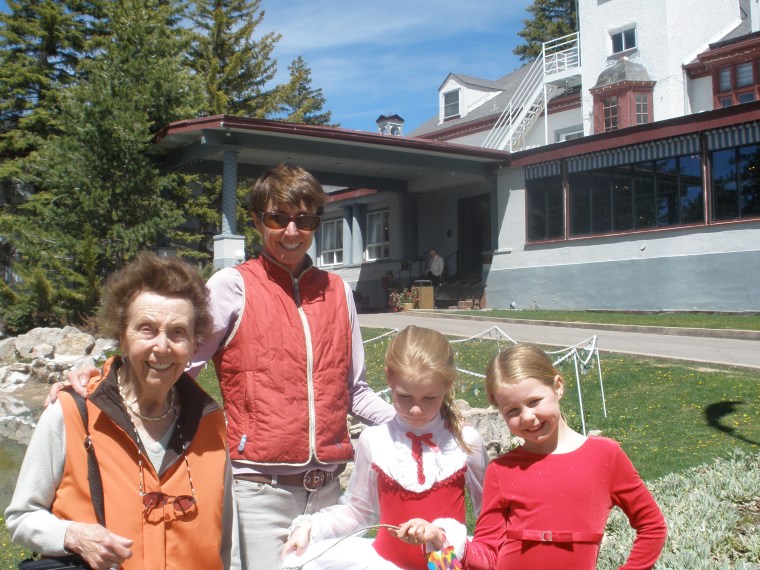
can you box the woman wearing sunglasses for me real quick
[6,253,236,570]
[192,163,395,570]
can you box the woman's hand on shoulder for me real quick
[392,518,446,551]
[64,522,133,570]
[281,522,313,559]
[45,363,97,406]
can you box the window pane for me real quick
[611,32,623,53]
[527,176,563,241]
[635,93,648,125]
[366,211,390,260]
[611,166,633,231]
[719,67,731,92]
[591,171,612,233]
[443,90,459,118]
[655,158,679,226]
[623,28,636,49]
[712,149,738,220]
[569,172,591,236]
[603,97,618,131]
[719,95,733,107]
[739,144,760,217]
[632,162,656,228]
[737,62,753,88]
[737,92,756,104]
[679,155,703,224]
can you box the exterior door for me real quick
[457,194,491,280]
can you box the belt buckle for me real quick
[303,469,326,492]
[541,531,553,542]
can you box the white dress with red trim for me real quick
[283,414,488,570]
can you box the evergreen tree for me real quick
[189,0,281,117]
[0,0,97,200]
[0,0,204,325]
[276,56,334,126]
[513,0,577,62]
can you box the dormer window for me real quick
[443,89,460,119]
[611,27,636,55]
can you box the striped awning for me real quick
[524,161,561,180]
[705,121,760,150]
[567,134,700,172]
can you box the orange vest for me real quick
[52,359,227,570]
[213,254,353,466]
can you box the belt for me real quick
[234,466,344,492]
[506,529,603,544]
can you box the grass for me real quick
[456,309,760,331]
[2,325,757,567]
[360,327,759,480]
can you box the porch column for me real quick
[342,206,353,265]
[213,147,246,268]
[351,204,365,265]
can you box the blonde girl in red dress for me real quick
[462,343,667,570]
[280,326,488,570]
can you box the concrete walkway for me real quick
[358,311,760,370]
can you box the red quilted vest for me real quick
[213,255,354,466]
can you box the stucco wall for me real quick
[578,0,739,130]
[486,167,760,311]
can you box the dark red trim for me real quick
[326,188,378,203]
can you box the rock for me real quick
[15,328,65,358]
[30,343,54,360]
[92,338,119,362]
[55,331,95,357]
[0,337,17,362]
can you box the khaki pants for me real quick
[233,476,341,570]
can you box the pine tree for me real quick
[513,0,577,62]
[276,56,334,126]
[0,0,204,325]
[0,0,96,200]
[189,0,281,117]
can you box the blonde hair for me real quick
[486,344,562,407]
[385,326,472,453]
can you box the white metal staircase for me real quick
[482,32,581,152]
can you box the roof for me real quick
[411,64,533,137]
[151,115,510,194]
[592,57,653,89]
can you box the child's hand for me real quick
[281,522,312,559]
[391,518,446,551]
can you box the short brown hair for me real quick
[98,252,211,342]
[249,163,327,216]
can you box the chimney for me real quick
[376,114,405,136]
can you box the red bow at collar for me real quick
[406,432,438,484]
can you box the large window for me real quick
[611,27,636,54]
[635,93,649,125]
[712,144,760,221]
[713,59,759,107]
[566,155,703,238]
[527,175,564,241]
[603,97,619,132]
[320,218,343,266]
[365,210,390,260]
[443,90,460,119]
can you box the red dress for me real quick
[463,437,667,570]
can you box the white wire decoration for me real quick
[364,325,606,436]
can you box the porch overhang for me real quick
[152,115,511,194]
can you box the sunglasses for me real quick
[142,491,196,513]
[257,211,321,231]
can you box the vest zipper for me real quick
[292,273,317,458]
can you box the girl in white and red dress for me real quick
[280,326,488,570]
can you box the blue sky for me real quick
[265,1,533,132]
[0,0,533,133]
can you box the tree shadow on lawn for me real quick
[703,400,759,446]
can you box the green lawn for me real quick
[458,309,760,331]
[4,327,757,567]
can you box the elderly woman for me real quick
[5,253,236,570]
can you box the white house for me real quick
[315,0,760,312]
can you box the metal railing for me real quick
[482,32,580,152]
